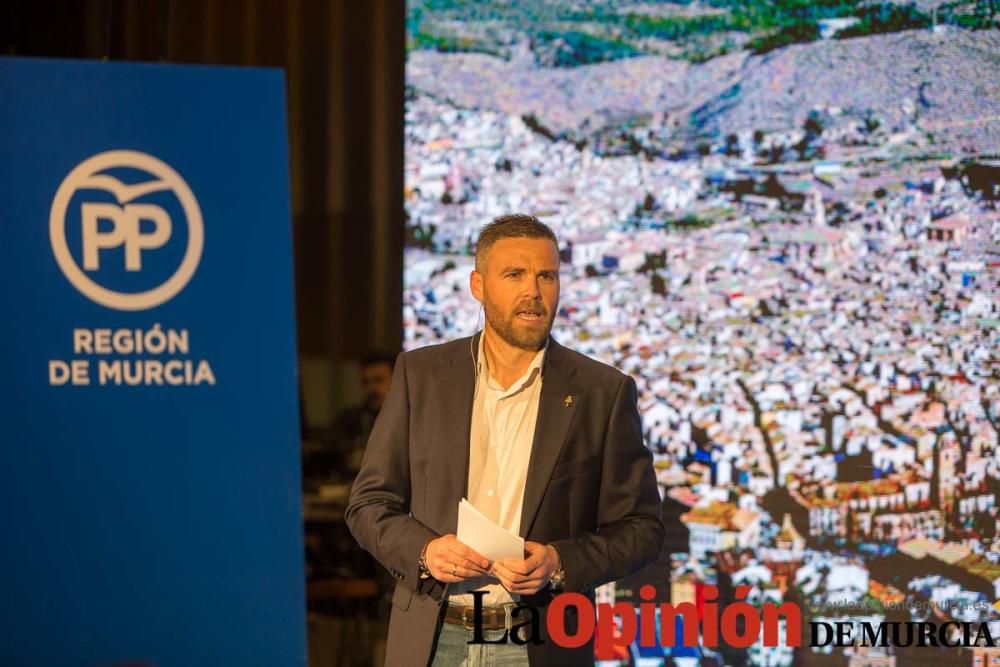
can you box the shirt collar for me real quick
[477,331,547,397]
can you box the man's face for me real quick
[471,237,560,351]
[361,362,393,411]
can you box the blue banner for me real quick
[0,57,305,666]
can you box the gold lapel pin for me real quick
[564,395,573,407]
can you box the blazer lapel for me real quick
[430,333,477,532]
[519,338,580,537]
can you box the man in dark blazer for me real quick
[346,214,665,666]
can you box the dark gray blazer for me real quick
[345,334,665,666]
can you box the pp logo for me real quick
[49,150,203,311]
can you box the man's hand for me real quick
[424,534,492,582]
[491,541,561,595]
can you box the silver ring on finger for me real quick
[451,563,458,575]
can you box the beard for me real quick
[483,294,554,351]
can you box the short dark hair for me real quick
[361,351,396,371]
[474,213,558,271]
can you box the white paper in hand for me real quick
[456,498,524,562]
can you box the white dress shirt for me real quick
[449,333,546,607]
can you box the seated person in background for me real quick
[303,351,399,620]
[301,351,396,486]
[334,351,396,479]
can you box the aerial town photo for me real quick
[402,2,1000,665]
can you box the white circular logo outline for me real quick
[49,150,204,311]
